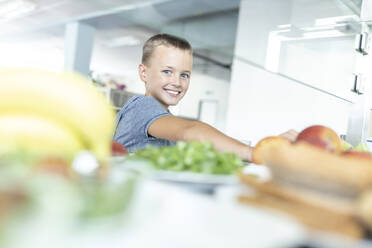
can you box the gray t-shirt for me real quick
[113,95,176,153]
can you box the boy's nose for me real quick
[171,75,181,86]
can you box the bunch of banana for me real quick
[0,68,116,163]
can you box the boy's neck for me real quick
[145,92,169,110]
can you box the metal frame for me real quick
[346,0,372,146]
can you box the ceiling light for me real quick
[277,24,291,29]
[302,23,348,32]
[303,30,344,39]
[0,0,37,21]
[103,35,141,48]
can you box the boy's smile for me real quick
[139,45,192,110]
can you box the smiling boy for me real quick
[114,33,296,162]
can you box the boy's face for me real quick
[139,45,192,109]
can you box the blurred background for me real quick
[0,0,371,144]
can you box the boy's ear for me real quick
[138,64,147,82]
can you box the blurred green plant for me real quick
[78,174,136,219]
[130,141,246,175]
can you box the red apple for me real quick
[295,125,342,153]
[296,137,335,152]
[341,150,372,162]
[111,141,128,156]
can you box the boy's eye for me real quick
[163,70,171,75]
[180,73,189,79]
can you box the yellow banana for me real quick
[0,114,84,160]
[0,68,116,161]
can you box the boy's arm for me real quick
[148,116,253,162]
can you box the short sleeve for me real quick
[137,96,171,137]
[113,95,173,152]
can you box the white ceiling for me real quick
[0,0,365,81]
[0,0,240,80]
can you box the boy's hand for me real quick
[279,129,298,142]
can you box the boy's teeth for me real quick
[165,89,179,95]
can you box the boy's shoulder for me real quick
[119,95,163,113]
[119,95,143,113]
[125,94,143,106]
[125,95,158,107]
[116,94,170,126]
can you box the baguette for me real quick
[239,191,364,239]
[263,142,372,193]
[239,139,372,238]
[240,174,355,216]
[239,174,364,238]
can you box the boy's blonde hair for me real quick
[142,33,192,66]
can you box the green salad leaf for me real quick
[130,141,246,175]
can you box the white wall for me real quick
[226,0,353,144]
[279,36,356,101]
[234,0,292,66]
[176,72,230,131]
[226,61,351,144]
